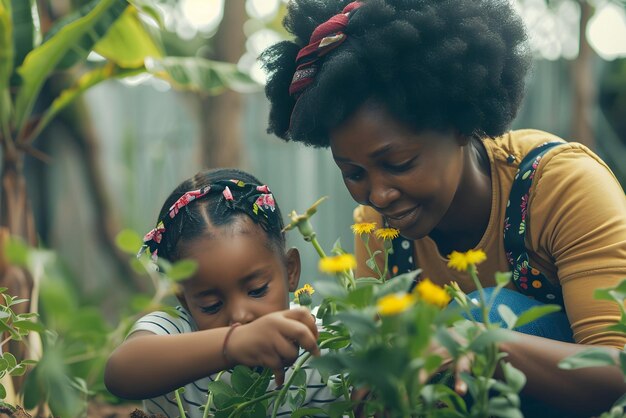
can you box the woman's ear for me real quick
[285,248,301,292]
[455,130,471,146]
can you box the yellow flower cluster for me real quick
[447,249,487,272]
[376,293,415,316]
[351,223,400,241]
[319,254,357,273]
[374,228,400,240]
[351,222,377,236]
[414,278,451,308]
[376,278,450,315]
[295,283,315,298]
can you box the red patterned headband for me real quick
[288,1,362,97]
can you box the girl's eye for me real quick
[249,283,269,298]
[200,301,222,314]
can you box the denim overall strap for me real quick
[504,141,565,308]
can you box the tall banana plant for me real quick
[0,0,257,242]
[0,0,256,408]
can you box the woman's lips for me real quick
[384,206,421,230]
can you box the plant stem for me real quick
[310,236,327,259]
[270,336,348,418]
[228,392,278,418]
[340,373,355,418]
[362,236,385,280]
[203,370,226,418]
[174,388,188,418]
[468,265,489,325]
[270,352,312,418]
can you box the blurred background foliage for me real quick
[1,0,626,415]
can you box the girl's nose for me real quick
[228,302,255,326]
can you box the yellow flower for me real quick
[351,222,377,236]
[295,283,315,298]
[447,249,487,272]
[376,293,415,316]
[414,278,451,308]
[318,254,357,273]
[374,228,400,240]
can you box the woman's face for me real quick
[329,104,467,240]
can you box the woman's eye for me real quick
[200,301,222,314]
[386,159,415,173]
[342,168,364,182]
[249,283,269,298]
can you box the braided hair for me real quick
[142,168,286,262]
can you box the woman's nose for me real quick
[368,178,400,210]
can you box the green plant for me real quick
[558,279,626,418]
[186,197,562,418]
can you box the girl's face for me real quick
[329,104,467,240]
[177,217,300,330]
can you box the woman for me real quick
[261,0,626,416]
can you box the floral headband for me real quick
[138,179,278,261]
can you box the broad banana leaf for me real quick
[25,64,144,143]
[42,0,127,70]
[95,7,163,69]
[13,0,126,138]
[11,0,33,72]
[146,57,260,95]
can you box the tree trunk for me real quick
[199,0,247,168]
[571,0,595,148]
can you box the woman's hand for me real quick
[225,308,320,385]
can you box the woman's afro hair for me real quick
[261,0,532,147]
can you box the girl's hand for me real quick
[225,308,320,385]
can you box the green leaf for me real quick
[12,320,44,333]
[166,259,198,281]
[333,311,377,336]
[374,269,421,297]
[487,398,524,418]
[346,284,374,308]
[29,64,144,143]
[145,57,260,95]
[436,328,461,358]
[231,365,254,395]
[559,348,616,370]
[291,407,327,418]
[619,350,626,377]
[290,368,307,388]
[495,271,512,288]
[496,304,518,329]
[501,362,526,392]
[0,1,13,107]
[469,328,517,352]
[11,0,33,70]
[42,0,128,70]
[13,0,126,135]
[2,353,16,369]
[594,279,626,308]
[115,229,144,254]
[331,238,346,256]
[314,280,348,299]
[94,7,162,68]
[514,304,561,328]
[4,237,29,266]
[0,383,5,399]
[207,380,237,409]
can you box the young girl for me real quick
[105,168,341,417]
[261,0,626,416]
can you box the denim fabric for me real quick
[448,287,574,343]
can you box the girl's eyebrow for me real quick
[193,268,270,298]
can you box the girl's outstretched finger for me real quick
[273,368,285,387]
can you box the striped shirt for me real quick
[129,306,343,417]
